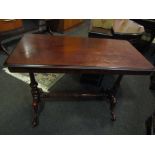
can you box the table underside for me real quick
[27,71,123,127]
[7,65,152,127]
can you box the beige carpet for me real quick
[3,68,64,92]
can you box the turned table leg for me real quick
[110,97,117,121]
[105,75,123,121]
[105,90,117,121]
[29,72,40,127]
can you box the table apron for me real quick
[7,67,153,75]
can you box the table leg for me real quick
[105,75,123,121]
[107,90,117,121]
[29,73,40,127]
[112,75,123,95]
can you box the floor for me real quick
[0,20,155,135]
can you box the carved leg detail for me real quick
[29,73,40,127]
[105,90,117,121]
[32,101,39,127]
[109,94,117,121]
[109,75,123,120]
[103,75,123,121]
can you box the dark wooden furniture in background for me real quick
[5,34,154,127]
[47,19,84,33]
[0,19,23,32]
[0,19,44,55]
[0,19,84,55]
[0,19,23,55]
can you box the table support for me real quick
[112,75,123,94]
[106,90,117,121]
[105,75,123,121]
[29,72,40,127]
[29,73,123,127]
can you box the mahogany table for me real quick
[4,34,154,127]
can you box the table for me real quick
[4,34,154,127]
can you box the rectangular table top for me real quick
[5,34,154,74]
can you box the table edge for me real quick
[5,63,154,75]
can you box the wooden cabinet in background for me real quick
[63,19,84,31]
[48,19,84,33]
[0,19,23,55]
[0,20,23,32]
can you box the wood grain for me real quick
[5,34,154,74]
[0,19,23,32]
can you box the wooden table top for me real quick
[5,34,154,74]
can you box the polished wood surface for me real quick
[5,34,154,74]
[64,19,84,31]
[4,34,154,127]
[49,19,84,33]
[0,19,23,32]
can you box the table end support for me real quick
[29,72,40,127]
[105,89,117,121]
[104,75,123,121]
